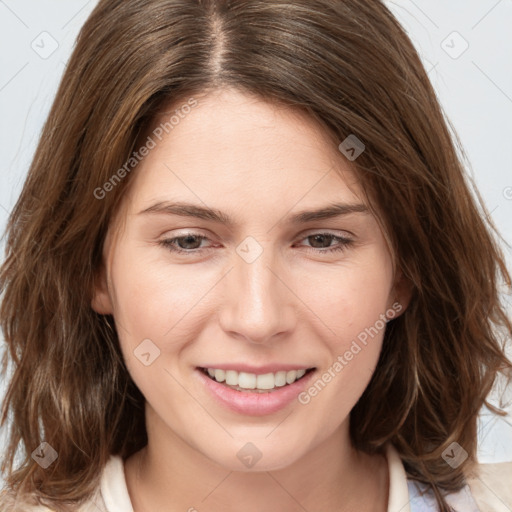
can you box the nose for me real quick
[218,246,297,344]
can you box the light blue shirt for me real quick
[407,479,480,511]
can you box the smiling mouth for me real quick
[198,367,316,393]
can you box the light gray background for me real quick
[0,0,511,484]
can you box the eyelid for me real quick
[297,227,355,239]
[160,228,354,241]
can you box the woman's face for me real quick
[93,88,407,471]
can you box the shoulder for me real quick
[466,460,512,512]
[406,479,480,511]
[0,489,51,512]
[385,443,512,511]
[405,461,512,512]
[0,482,107,512]
[0,454,129,512]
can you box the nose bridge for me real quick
[219,239,295,343]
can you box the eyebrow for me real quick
[138,201,369,225]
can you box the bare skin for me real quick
[92,87,410,512]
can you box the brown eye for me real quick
[159,233,211,254]
[297,232,353,254]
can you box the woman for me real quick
[1,1,511,511]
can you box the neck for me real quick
[125,407,389,512]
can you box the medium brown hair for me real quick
[1,1,511,510]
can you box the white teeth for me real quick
[286,370,297,384]
[225,370,238,385]
[238,372,256,389]
[214,369,225,382]
[204,367,312,390]
[274,371,287,387]
[256,373,275,390]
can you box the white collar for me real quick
[385,443,412,511]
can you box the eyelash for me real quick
[158,232,354,256]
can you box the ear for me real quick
[386,268,413,319]
[91,260,114,315]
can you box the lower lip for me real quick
[195,368,317,416]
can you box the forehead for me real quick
[127,88,365,210]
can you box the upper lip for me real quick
[198,364,316,375]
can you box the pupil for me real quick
[179,235,201,249]
[310,234,332,248]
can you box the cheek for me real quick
[109,245,204,335]
[111,264,172,337]
[296,250,393,407]
[108,246,223,377]
[296,262,392,421]
[108,250,202,407]
[298,255,393,346]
